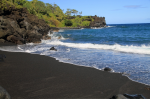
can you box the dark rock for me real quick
[90,16,106,27]
[19,20,32,30]
[110,94,128,99]
[123,94,145,99]
[0,7,51,44]
[43,35,51,40]
[49,30,53,34]
[7,35,24,44]
[0,86,10,99]
[110,94,146,99]
[50,47,57,51]
[50,27,59,33]
[104,67,112,72]
[25,30,42,43]
[0,39,5,43]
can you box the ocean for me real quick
[1,23,150,86]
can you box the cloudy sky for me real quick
[37,0,150,24]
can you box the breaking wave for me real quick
[42,40,150,55]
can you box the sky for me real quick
[34,0,150,24]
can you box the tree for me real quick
[34,1,46,14]
[65,8,71,16]
[79,11,82,15]
[64,19,72,26]
[71,9,78,16]
[14,0,27,5]
[46,3,53,13]
[23,0,36,14]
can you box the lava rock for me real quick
[103,67,112,72]
[123,94,145,99]
[110,94,145,99]
[110,94,128,99]
[90,15,106,27]
[0,39,5,43]
[0,7,50,44]
[50,47,57,51]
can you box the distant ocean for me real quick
[1,23,150,86]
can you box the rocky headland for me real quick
[0,7,51,45]
[0,5,106,45]
[90,15,106,27]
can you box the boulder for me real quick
[0,86,10,99]
[110,94,128,99]
[103,67,112,72]
[0,39,5,43]
[123,94,145,99]
[19,20,32,30]
[25,31,42,43]
[110,94,145,99]
[7,35,24,44]
[0,30,7,38]
[50,47,57,51]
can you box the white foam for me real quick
[107,25,116,28]
[91,27,103,29]
[58,29,65,32]
[46,40,150,55]
[47,30,68,40]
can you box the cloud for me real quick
[124,5,146,9]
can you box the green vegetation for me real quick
[0,0,94,27]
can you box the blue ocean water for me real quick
[1,23,150,86]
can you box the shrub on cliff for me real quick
[64,19,73,26]
[0,0,27,11]
[82,21,90,26]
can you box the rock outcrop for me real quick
[90,15,106,27]
[0,7,51,44]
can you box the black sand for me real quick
[0,44,150,99]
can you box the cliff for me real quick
[0,7,51,44]
[0,0,106,44]
[90,15,106,27]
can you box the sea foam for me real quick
[44,40,150,55]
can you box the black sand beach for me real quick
[0,44,150,99]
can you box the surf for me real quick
[41,40,150,55]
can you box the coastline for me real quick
[50,25,108,31]
[0,45,150,98]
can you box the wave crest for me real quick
[45,40,150,55]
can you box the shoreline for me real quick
[1,43,150,87]
[0,46,150,98]
[50,26,108,31]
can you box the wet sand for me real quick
[0,44,150,99]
